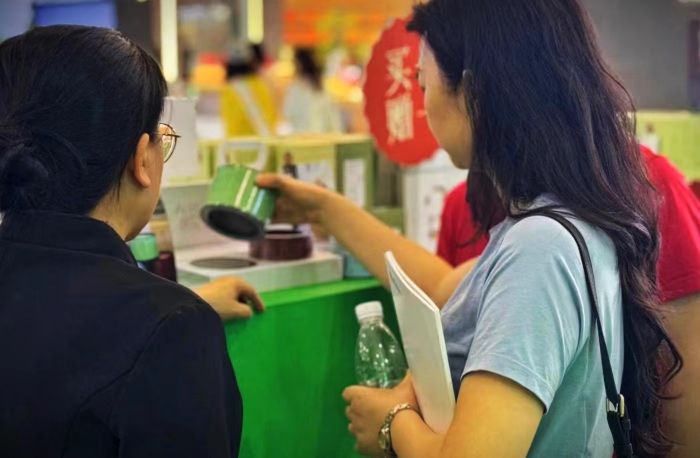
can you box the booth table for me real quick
[223,279,396,458]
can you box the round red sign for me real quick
[363,17,439,165]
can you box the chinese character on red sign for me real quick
[364,17,438,165]
[385,46,412,96]
[386,93,413,144]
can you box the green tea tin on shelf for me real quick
[200,165,277,240]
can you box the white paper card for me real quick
[385,251,455,433]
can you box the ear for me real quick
[130,133,153,188]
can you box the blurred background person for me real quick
[220,43,278,137]
[282,48,343,134]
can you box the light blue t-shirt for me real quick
[441,198,623,457]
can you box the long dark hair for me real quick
[409,1,681,456]
[0,25,167,215]
[294,48,323,91]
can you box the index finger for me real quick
[256,173,286,190]
[236,280,265,313]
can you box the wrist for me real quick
[317,191,348,226]
[378,403,421,457]
[390,408,424,457]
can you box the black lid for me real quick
[200,205,265,240]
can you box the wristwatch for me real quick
[378,403,420,458]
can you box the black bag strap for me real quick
[521,209,634,458]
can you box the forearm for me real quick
[320,194,452,299]
[431,258,479,307]
[391,410,444,458]
[392,375,542,458]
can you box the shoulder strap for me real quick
[521,209,634,458]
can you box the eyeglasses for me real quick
[158,122,180,163]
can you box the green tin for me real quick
[201,165,277,240]
[129,233,159,262]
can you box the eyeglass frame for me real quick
[157,122,180,163]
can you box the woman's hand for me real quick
[192,277,264,321]
[343,376,418,457]
[256,173,338,226]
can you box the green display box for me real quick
[220,137,277,172]
[197,140,220,179]
[270,136,338,191]
[206,135,382,212]
[335,134,376,210]
[224,279,396,458]
[370,206,405,234]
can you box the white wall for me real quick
[584,0,700,109]
[0,0,33,40]
[0,0,112,40]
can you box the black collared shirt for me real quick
[0,211,242,457]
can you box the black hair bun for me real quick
[0,134,50,212]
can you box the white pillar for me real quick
[160,0,178,83]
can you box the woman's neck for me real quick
[89,200,133,241]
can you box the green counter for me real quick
[223,279,395,458]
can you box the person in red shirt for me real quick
[435,181,487,267]
[437,144,700,456]
[438,145,700,301]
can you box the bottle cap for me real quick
[355,301,384,322]
[129,233,159,262]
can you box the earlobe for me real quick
[132,133,152,188]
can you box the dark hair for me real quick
[409,1,681,456]
[250,42,265,70]
[0,25,167,214]
[226,60,255,79]
[294,48,322,91]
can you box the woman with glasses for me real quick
[159,123,180,163]
[0,26,249,457]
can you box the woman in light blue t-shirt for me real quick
[258,0,682,456]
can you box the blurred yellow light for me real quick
[247,0,264,43]
[160,0,179,83]
[348,87,364,104]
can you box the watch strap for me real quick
[379,403,420,458]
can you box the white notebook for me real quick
[385,252,455,433]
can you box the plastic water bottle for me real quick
[354,301,407,388]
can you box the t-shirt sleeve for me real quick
[462,217,586,411]
[110,303,242,458]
